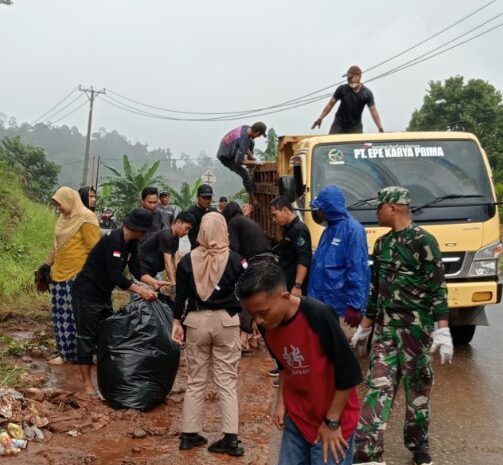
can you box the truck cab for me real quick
[253,132,502,344]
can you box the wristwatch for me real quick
[324,418,340,430]
[294,282,303,289]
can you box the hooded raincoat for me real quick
[307,185,370,317]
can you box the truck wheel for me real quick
[450,325,476,345]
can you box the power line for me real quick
[29,86,79,125]
[367,22,503,84]
[100,18,503,122]
[20,100,88,137]
[106,0,499,117]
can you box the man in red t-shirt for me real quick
[237,261,362,465]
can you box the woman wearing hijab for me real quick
[78,186,97,212]
[172,212,246,457]
[40,187,100,364]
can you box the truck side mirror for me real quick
[293,165,305,198]
[279,176,296,202]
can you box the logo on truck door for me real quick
[328,148,345,165]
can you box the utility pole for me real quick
[79,85,105,186]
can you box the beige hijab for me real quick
[191,212,230,301]
[53,186,99,251]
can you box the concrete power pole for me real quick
[79,85,105,186]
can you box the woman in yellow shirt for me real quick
[42,187,100,364]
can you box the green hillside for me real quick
[0,161,55,308]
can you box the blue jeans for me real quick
[278,416,354,465]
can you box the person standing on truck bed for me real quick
[311,65,384,134]
[350,187,453,465]
[216,122,267,204]
[307,185,370,338]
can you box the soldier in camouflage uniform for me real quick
[351,187,454,465]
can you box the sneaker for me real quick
[179,433,208,450]
[353,461,386,465]
[413,451,432,465]
[272,378,279,388]
[208,437,244,456]
[268,367,279,377]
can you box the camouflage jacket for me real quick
[365,223,448,327]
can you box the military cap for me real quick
[377,186,411,205]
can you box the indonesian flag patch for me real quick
[241,259,249,269]
[113,250,121,258]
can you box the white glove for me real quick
[350,325,372,348]
[430,327,454,364]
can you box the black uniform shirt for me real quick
[333,84,375,128]
[228,215,271,259]
[278,217,312,291]
[187,204,217,249]
[139,228,179,276]
[174,251,245,320]
[73,228,142,303]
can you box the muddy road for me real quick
[3,303,503,465]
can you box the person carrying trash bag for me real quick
[97,294,180,411]
[72,208,168,396]
[172,212,248,457]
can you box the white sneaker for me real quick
[354,462,386,465]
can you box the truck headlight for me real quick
[468,260,498,277]
[473,242,502,260]
[468,242,502,277]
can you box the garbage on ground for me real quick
[0,386,113,456]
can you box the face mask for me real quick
[349,82,360,89]
[311,209,326,226]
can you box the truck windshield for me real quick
[312,139,495,225]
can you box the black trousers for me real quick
[329,120,363,134]
[72,291,113,365]
[218,157,254,194]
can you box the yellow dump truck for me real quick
[252,131,502,344]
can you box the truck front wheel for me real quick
[450,325,476,345]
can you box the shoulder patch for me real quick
[297,236,306,247]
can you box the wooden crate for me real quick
[251,162,282,242]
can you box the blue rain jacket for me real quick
[307,186,370,317]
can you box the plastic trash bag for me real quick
[97,295,180,411]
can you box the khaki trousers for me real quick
[182,310,241,434]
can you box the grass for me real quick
[0,162,55,310]
[0,333,27,388]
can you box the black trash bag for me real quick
[97,296,180,411]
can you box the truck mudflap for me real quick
[449,306,488,326]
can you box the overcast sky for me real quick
[1,0,502,158]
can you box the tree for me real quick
[408,76,503,181]
[168,179,202,210]
[254,128,278,161]
[0,136,60,202]
[98,155,167,220]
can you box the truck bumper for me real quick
[447,280,502,308]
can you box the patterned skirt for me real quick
[50,279,77,362]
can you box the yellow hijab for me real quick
[52,187,99,251]
[191,212,230,301]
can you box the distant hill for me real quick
[0,115,242,198]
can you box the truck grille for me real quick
[441,252,465,276]
[368,252,466,277]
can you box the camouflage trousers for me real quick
[354,324,433,462]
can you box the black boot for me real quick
[208,434,244,456]
[179,433,208,450]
